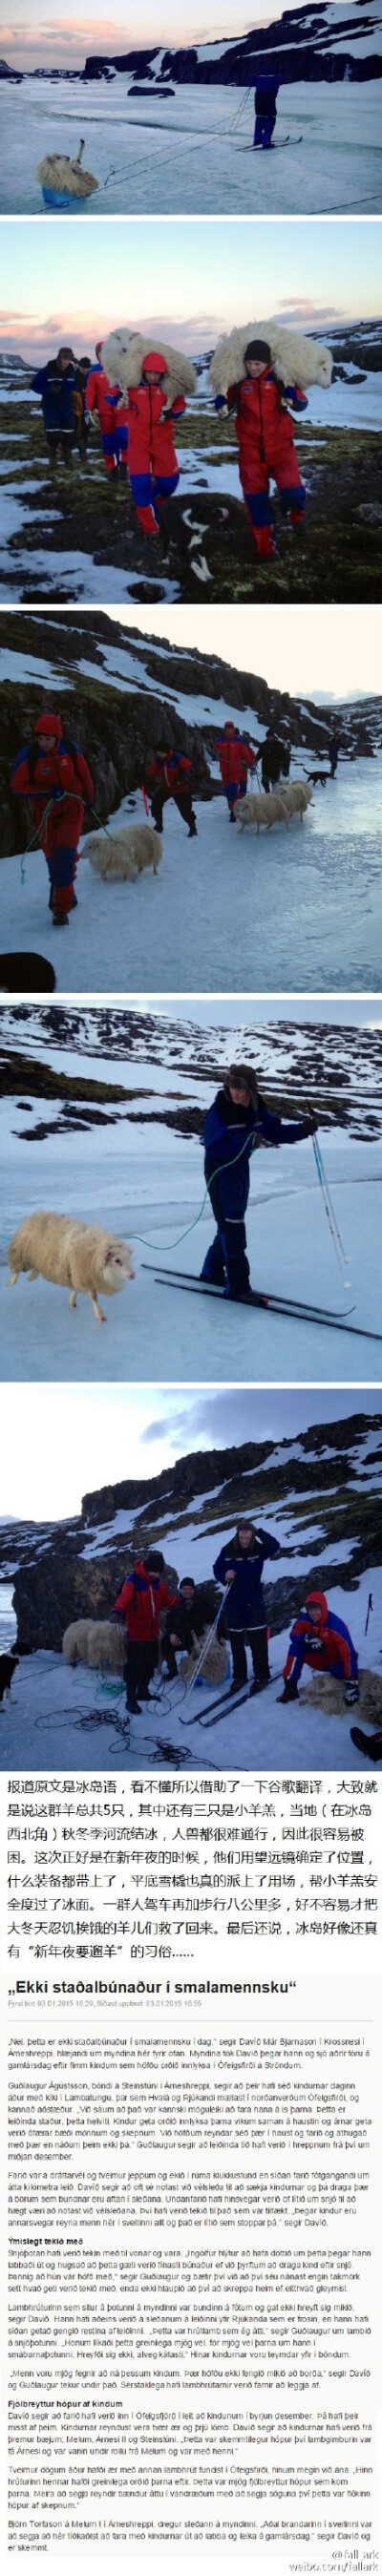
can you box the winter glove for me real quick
[344,1680,360,1707]
[215,394,227,413]
[304,1113,318,1135]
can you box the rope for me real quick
[310,1129,350,1286]
[127,1127,262,1256]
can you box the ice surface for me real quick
[0,73,381,216]
[1,759,381,995]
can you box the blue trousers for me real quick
[254,114,276,148]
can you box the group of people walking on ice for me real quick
[107,1532,360,1725]
[9,709,342,926]
[30,314,332,559]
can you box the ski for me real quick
[180,1679,254,1733]
[244,136,303,151]
[141,1265,382,1345]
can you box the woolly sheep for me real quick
[86,822,162,881]
[235,791,289,834]
[63,1618,126,1674]
[300,1668,382,1719]
[209,321,332,398]
[180,1630,229,1688]
[36,154,98,199]
[7,1213,135,1326]
[101,329,197,407]
[282,780,313,819]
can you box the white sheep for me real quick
[7,1213,135,1326]
[86,821,162,881]
[209,322,332,399]
[300,1668,382,1719]
[282,780,313,820]
[63,1618,126,1673]
[235,791,289,834]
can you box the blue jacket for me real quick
[213,1531,281,1629]
[32,365,76,433]
[204,1087,309,1214]
[255,73,281,110]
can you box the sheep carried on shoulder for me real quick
[209,320,332,400]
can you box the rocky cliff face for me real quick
[2,1410,381,1655]
[82,5,382,86]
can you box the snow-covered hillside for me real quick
[1,1009,382,1384]
[1,1403,381,1770]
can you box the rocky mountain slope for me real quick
[1,606,380,861]
[1,1408,381,1657]
[1,997,382,1148]
[2,5,381,87]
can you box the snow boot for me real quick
[277,1680,299,1702]
[188,816,198,837]
[350,1725,382,1763]
[229,809,237,822]
[52,914,69,929]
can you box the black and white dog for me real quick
[159,494,231,587]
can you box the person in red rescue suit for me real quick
[217,720,259,821]
[85,345,129,481]
[279,1591,359,1706]
[125,351,185,534]
[111,1552,179,1714]
[147,744,198,837]
[214,336,308,560]
[10,713,94,926]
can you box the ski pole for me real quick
[365,1594,373,1636]
[311,1130,350,1271]
[181,1585,232,1701]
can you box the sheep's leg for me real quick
[90,1293,106,1324]
[7,1270,19,1287]
[69,1290,77,1310]
[28,1267,38,1280]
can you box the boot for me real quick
[277,1680,299,1702]
[229,809,236,821]
[52,914,69,929]
[188,816,198,837]
[350,1725,382,1763]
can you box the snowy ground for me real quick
[0,75,381,216]
[2,758,381,995]
[1,1067,382,1381]
[1,1565,381,1773]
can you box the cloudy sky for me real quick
[2,8,274,68]
[1,1384,379,1524]
[2,215,379,358]
[110,603,382,701]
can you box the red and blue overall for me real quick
[10,713,94,920]
[112,1560,178,1714]
[217,368,308,558]
[217,726,259,812]
[283,1590,359,1701]
[85,362,129,475]
[126,354,185,533]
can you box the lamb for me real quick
[86,822,162,881]
[7,1213,135,1326]
[282,780,313,820]
[235,791,289,834]
[101,329,197,407]
[300,1668,382,1719]
[180,1630,229,1688]
[36,153,98,199]
[63,1619,126,1674]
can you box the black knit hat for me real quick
[244,339,271,365]
[143,1550,165,1573]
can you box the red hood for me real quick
[142,351,166,375]
[33,714,62,741]
[306,1591,329,1626]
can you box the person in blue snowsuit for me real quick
[32,348,77,468]
[253,68,281,150]
[213,1520,281,1693]
[201,1062,317,1302]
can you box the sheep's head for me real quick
[103,1240,135,1290]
